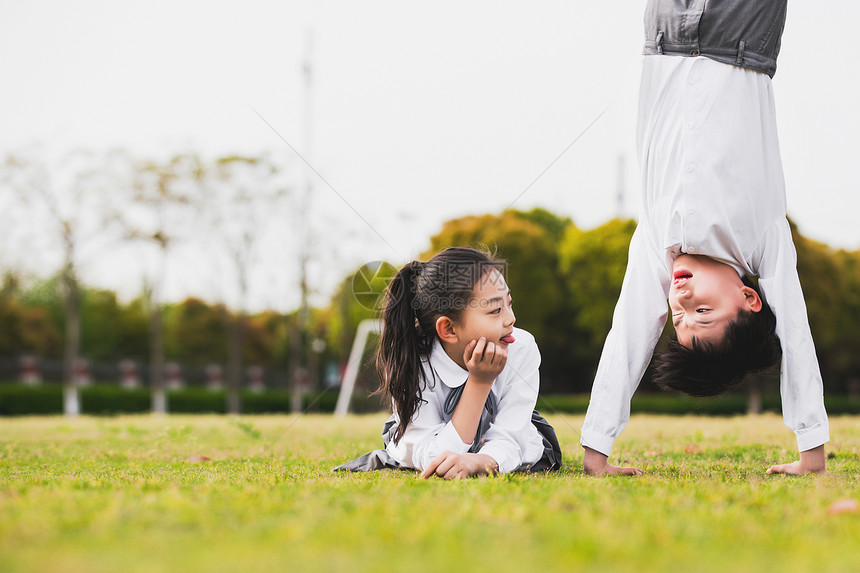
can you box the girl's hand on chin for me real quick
[463,337,507,384]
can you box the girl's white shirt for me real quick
[385,326,546,474]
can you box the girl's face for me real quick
[444,269,516,369]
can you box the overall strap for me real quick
[442,382,498,453]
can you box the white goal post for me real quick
[334,318,381,416]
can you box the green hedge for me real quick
[0,385,65,416]
[1,385,857,416]
[167,388,226,413]
[81,387,151,414]
[539,393,860,416]
[0,385,368,416]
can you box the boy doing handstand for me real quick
[581,0,829,476]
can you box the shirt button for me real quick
[690,49,699,56]
[685,121,694,129]
[687,246,697,253]
[685,163,695,172]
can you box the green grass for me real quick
[1,413,859,572]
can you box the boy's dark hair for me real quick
[652,277,782,397]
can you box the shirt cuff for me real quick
[435,421,472,454]
[795,424,830,453]
[580,431,614,458]
[478,443,517,474]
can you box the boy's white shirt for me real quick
[386,326,545,474]
[580,55,830,457]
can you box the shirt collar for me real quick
[427,338,469,388]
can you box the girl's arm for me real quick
[388,339,507,473]
[421,338,508,479]
[386,398,473,472]
[450,337,506,444]
[475,331,542,474]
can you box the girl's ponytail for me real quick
[376,261,431,443]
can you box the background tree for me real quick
[161,298,280,382]
[79,288,140,362]
[201,154,289,413]
[110,296,150,362]
[325,261,397,359]
[423,208,577,391]
[558,218,637,390]
[0,273,62,359]
[164,298,229,367]
[249,310,292,379]
[3,150,114,414]
[792,221,860,392]
[832,248,860,397]
[15,275,65,350]
[322,260,397,402]
[242,311,279,368]
[126,153,204,413]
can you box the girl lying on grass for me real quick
[335,247,561,479]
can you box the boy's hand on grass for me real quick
[421,451,499,480]
[766,444,826,475]
[583,446,643,477]
[463,337,507,385]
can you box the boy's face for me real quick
[669,254,762,347]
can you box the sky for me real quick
[2,1,859,312]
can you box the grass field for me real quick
[2,412,859,572]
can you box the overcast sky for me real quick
[2,1,858,311]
